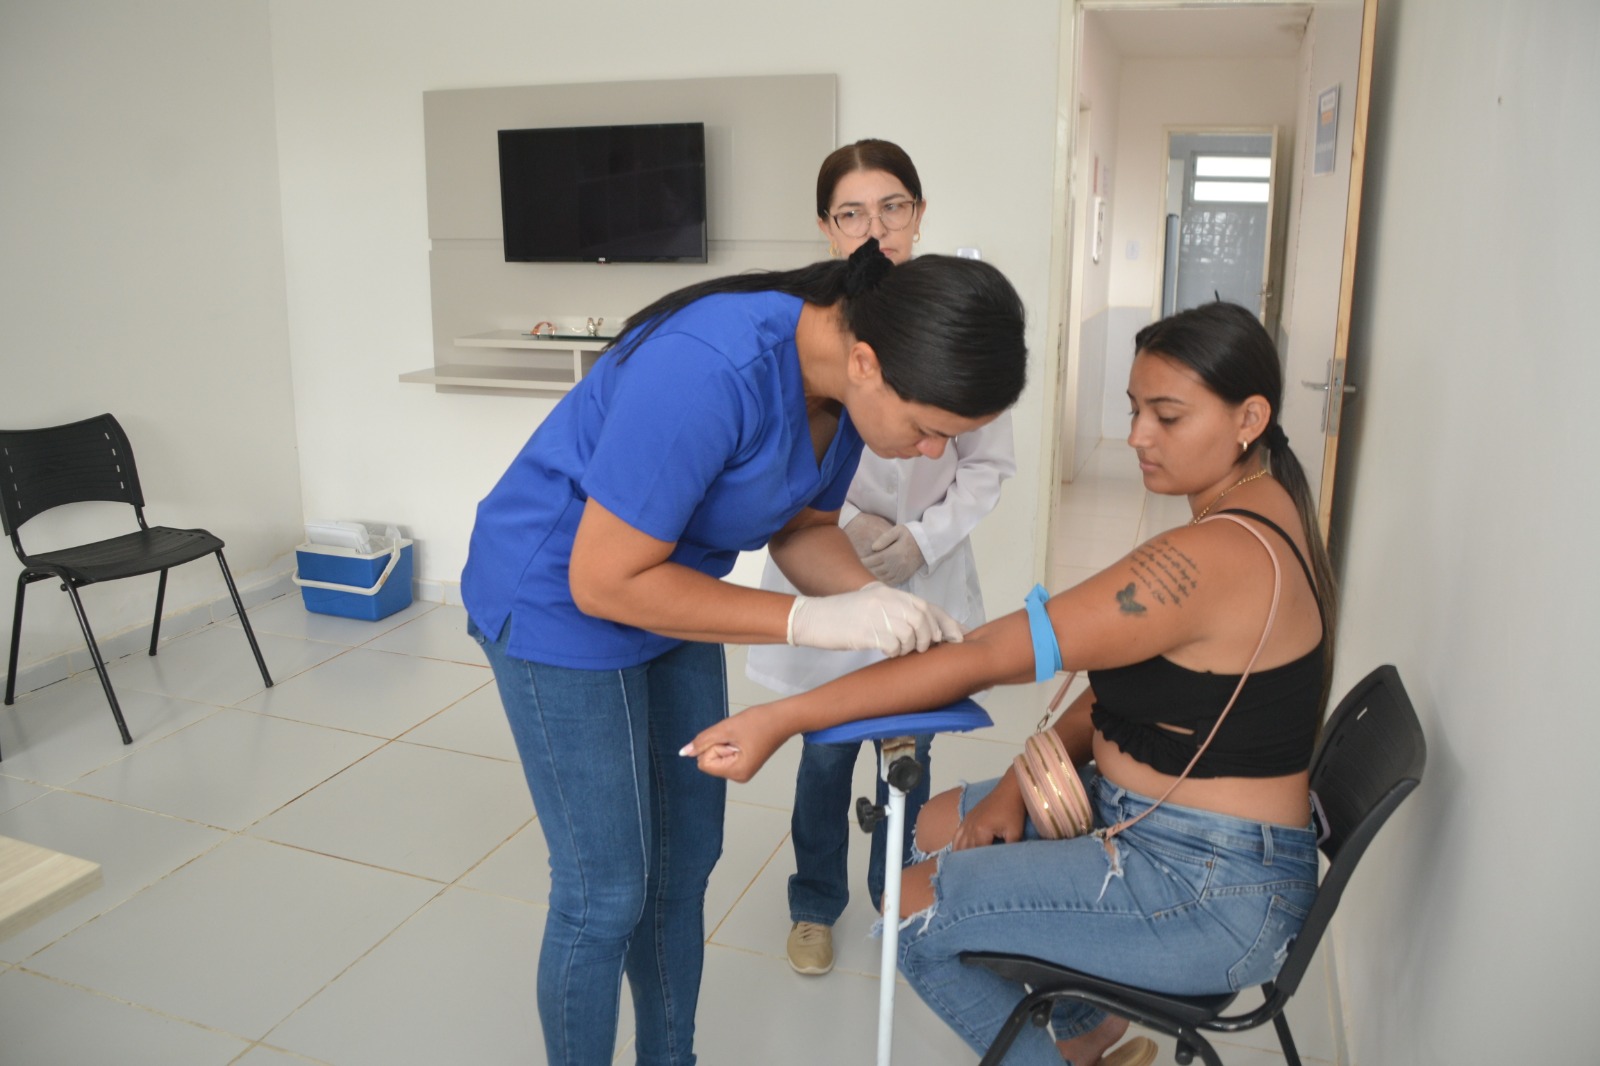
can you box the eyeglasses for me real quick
[828,199,921,238]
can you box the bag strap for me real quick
[1098,512,1284,847]
[1036,666,1079,731]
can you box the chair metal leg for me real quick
[61,582,133,745]
[214,551,272,689]
[1174,1031,1227,1066]
[149,569,168,655]
[979,988,1230,1066]
[978,992,1053,1066]
[1269,1002,1303,1066]
[5,572,26,706]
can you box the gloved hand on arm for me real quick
[862,524,925,586]
[843,512,894,558]
[787,581,962,657]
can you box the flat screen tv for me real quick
[497,122,708,263]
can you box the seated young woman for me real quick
[684,300,1337,1066]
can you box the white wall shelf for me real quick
[415,75,835,398]
[453,329,612,350]
[400,330,612,394]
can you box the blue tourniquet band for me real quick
[1025,583,1062,683]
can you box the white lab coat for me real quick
[745,411,1016,695]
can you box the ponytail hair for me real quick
[607,239,1026,418]
[1134,302,1338,707]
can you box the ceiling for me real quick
[1089,5,1315,59]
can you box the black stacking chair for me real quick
[962,664,1426,1066]
[1,414,273,757]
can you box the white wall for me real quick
[1075,16,1121,327]
[267,0,1064,618]
[1100,54,1299,437]
[1330,0,1600,1060]
[1069,12,1122,473]
[1106,56,1300,311]
[0,1,303,684]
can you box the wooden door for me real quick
[1276,0,1379,535]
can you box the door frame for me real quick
[1033,4,1086,580]
[1035,0,1375,578]
[1317,0,1378,533]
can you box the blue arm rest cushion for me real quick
[803,697,993,744]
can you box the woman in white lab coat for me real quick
[746,139,1016,976]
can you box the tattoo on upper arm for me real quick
[1123,538,1200,611]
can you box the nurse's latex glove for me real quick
[862,524,925,586]
[843,512,894,558]
[787,581,962,657]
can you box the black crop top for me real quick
[1088,509,1325,778]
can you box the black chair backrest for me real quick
[0,414,146,539]
[1268,664,1426,998]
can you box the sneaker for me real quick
[786,921,834,975]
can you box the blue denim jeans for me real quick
[898,774,1319,1065]
[471,620,727,1066]
[789,733,932,924]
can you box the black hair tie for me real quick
[1266,423,1290,451]
[843,237,894,297]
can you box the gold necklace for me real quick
[1191,468,1271,525]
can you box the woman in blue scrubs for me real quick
[462,240,1027,1066]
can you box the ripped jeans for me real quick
[898,774,1319,1065]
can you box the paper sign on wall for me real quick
[1314,85,1340,176]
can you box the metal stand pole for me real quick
[818,702,991,1065]
[875,735,919,1066]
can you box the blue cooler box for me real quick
[294,537,414,621]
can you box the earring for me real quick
[829,244,839,259]
[1240,439,1249,453]
[913,233,922,244]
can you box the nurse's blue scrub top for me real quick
[462,291,865,669]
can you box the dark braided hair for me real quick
[607,239,1026,418]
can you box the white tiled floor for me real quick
[0,440,1340,1065]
